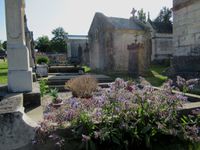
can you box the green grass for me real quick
[99,64,169,87]
[145,65,169,87]
[0,60,8,84]
[82,65,92,73]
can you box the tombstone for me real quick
[5,0,33,92]
[24,15,35,69]
[83,42,90,65]
[128,41,149,76]
[78,44,83,64]
[127,43,139,76]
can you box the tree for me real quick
[137,9,146,22]
[0,41,3,50]
[35,36,51,52]
[153,7,173,33]
[154,7,172,24]
[51,27,67,53]
[2,41,7,50]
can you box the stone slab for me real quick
[0,93,37,150]
[0,94,23,114]
[48,66,84,73]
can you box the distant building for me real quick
[148,21,173,62]
[66,35,89,65]
[88,10,151,76]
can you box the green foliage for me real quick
[0,40,3,50]
[51,27,68,53]
[36,56,49,64]
[154,7,172,24]
[49,88,59,103]
[39,79,49,97]
[137,9,146,22]
[153,7,173,33]
[35,36,51,52]
[83,66,91,73]
[0,60,8,84]
[2,41,7,50]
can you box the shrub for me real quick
[39,79,49,97]
[65,75,97,98]
[36,56,49,65]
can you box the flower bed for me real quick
[35,78,200,150]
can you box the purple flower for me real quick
[69,98,79,109]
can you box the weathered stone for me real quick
[88,12,151,75]
[172,0,200,74]
[151,33,173,61]
[0,94,37,150]
[66,35,88,65]
[36,64,48,77]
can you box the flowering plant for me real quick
[36,78,200,149]
[176,76,199,93]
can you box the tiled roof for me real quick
[107,17,144,30]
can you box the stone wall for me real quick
[113,30,144,71]
[151,33,173,61]
[36,53,68,65]
[172,0,200,73]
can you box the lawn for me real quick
[104,64,169,87]
[0,60,8,84]
[145,64,168,87]
[0,61,168,87]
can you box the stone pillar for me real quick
[5,0,33,92]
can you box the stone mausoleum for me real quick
[66,35,89,65]
[148,20,173,62]
[88,9,151,76]
[172,0,200,75]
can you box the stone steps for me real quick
[47,74,113,91]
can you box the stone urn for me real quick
[36,64,48,77]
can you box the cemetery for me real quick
[0,0,200,149]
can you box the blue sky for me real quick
[0,0,172,41]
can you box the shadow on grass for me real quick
[145,65,169,87]
[0,72,8,76]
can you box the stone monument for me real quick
[5,0,33,92]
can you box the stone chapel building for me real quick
[172,0,200,75]
[88,9,151,76]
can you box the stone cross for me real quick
[5,0,33,92]
[131,8,137,18]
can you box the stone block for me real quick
[23,82,41,110]
[36,64,48,77]
[7,45,30,70]
[8,70,33,92]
